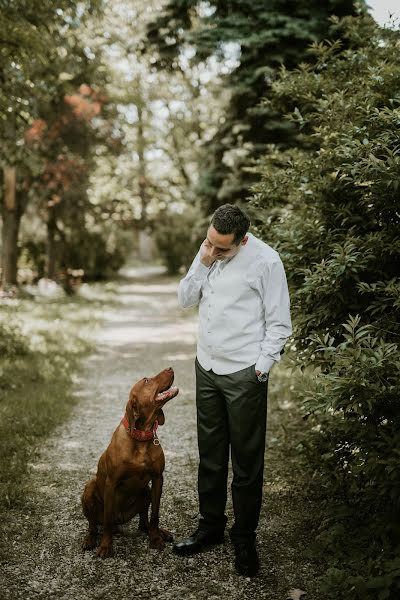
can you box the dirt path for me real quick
[2,267,321,600]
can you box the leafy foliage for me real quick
[60,228,128,280]
[0,1,134,285]
[23,78,115,279]
[152,205,204,274]
[0,320,29,359]
[251,14,400,599]
[87,1,228,252]
[145,0,360,212]
[0,0,103,164]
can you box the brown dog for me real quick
[81,367,179,557]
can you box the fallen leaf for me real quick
[286,589,306,600]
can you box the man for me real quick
[173,203,292,577]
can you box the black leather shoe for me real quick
[172,528,224,556]
[234,542,259,577]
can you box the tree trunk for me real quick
[1,166,21,288]
[46,209,57,280]
[136,78,148,228]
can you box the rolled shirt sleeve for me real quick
[177,249,210,308]
[251,257,292,374]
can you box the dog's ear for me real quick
[158,409,165,426]
[127,392,139,429]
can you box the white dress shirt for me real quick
[177,232,292,375]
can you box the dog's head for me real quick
[126,367,179,432]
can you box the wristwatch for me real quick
[257,371,269,382]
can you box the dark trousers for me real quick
[195,356,268,544]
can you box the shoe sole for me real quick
[235,568,259,577]
[234,561,259,577]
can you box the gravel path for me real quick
[2,267,319,600]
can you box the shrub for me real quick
[0,320,29,359]
[152,205,205,275]
[251,14,400,599]
[60,228,128,281]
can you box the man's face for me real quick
[205,225,247,261]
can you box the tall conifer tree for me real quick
[145,0,360,213]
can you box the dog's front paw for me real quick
[159,528,173,542]
[96,543,114,558]
[149,534,165,550]
[82,533,97,551]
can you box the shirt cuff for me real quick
[193,261,210,279]
[255,355,276,375]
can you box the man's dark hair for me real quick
[211,204,250,245]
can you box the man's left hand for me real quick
[255,369,269,382]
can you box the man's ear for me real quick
[158,408,165,426]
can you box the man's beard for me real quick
[217,248,240,261]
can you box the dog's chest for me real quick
[121,447,162,479]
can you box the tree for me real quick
[251,14,400,599]
[0,0,103,288]
[25,82,110,279]
[85,0,227,271]
[145,0,360,214]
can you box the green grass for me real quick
[0,284,117,509]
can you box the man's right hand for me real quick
[200,239,221,267]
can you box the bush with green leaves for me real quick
[18,226,129,284]
[0,320,29,359]
[60,227,129,281]
[0,319,30,393]
[152,205,206,275]
[250,14,400,600]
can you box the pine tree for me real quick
[145,0,360,213]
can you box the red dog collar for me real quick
[121,415,159,443]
